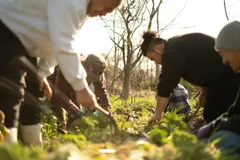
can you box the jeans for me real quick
[209,130,240,155]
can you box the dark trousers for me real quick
[50,94,78,131]
[20,58,43,126]
[0,20,41,128]
[50,96,67,131]
[0,20,27,128]
[203,70,240,123]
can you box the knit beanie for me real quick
[215,21,240,51]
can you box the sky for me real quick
[74,0,240,55]
[158,0,240,38]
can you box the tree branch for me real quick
[223,0,229,21]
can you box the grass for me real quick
[0,94,238,160]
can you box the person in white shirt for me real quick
[0,0,123,144]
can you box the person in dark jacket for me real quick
[140,31,240,124]
[194,21,240,155]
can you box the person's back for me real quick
[160,33,239,122]
[0,0,87,59]
[163,33,231,86]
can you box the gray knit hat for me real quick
[215,21,240,51]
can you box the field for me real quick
[0,93,238,160]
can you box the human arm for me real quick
[51,68,86,119]
[150,45,187,122]
[38,76,52,100]
[93,74,112,111]
[23,56,56,100]
[148,96,169,124]
[48,0,88,91]
[47,0,97,109]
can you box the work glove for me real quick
[191,113,228,139]
[192,112,240,138]
[191,122,213,139]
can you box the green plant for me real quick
[149,128,169,146]
[0,94,237,160]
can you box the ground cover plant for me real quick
[0,94,238,160]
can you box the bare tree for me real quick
[155,6,161,88]
[101,0,163,100]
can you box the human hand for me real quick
[76,87,98,111]
[103,105,112,113]
[148,113,162,124]
[38,76,52,100]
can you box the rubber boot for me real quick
[21,123,42,147]
[3,128,18,144]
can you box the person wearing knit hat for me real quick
[215,21,240,73]
[192,21,240,155]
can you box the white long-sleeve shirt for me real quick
[0,0,90,91]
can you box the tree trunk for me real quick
[109,51,118,93]
[155,64,160,81]
[155,64,160,97]
[121,67,131,100]
[100,0,165,99]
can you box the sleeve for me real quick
[93,74,111,109]
[37,56,57,78]
[53,68,80,113]
[47,0,89,91]
[157,48,187,97]
[231,90,240,115]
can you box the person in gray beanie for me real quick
[192,21,240,155]
[215,21,240,73]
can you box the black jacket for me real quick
[157,33,233,97]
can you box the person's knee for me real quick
[20,105,41,125]
[210,130,240,155]
[0,93,22,128]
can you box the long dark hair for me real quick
[141,30,166,56]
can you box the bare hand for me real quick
[38,77,52,100]
[148,113,161,124]
[76,87,98,111]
